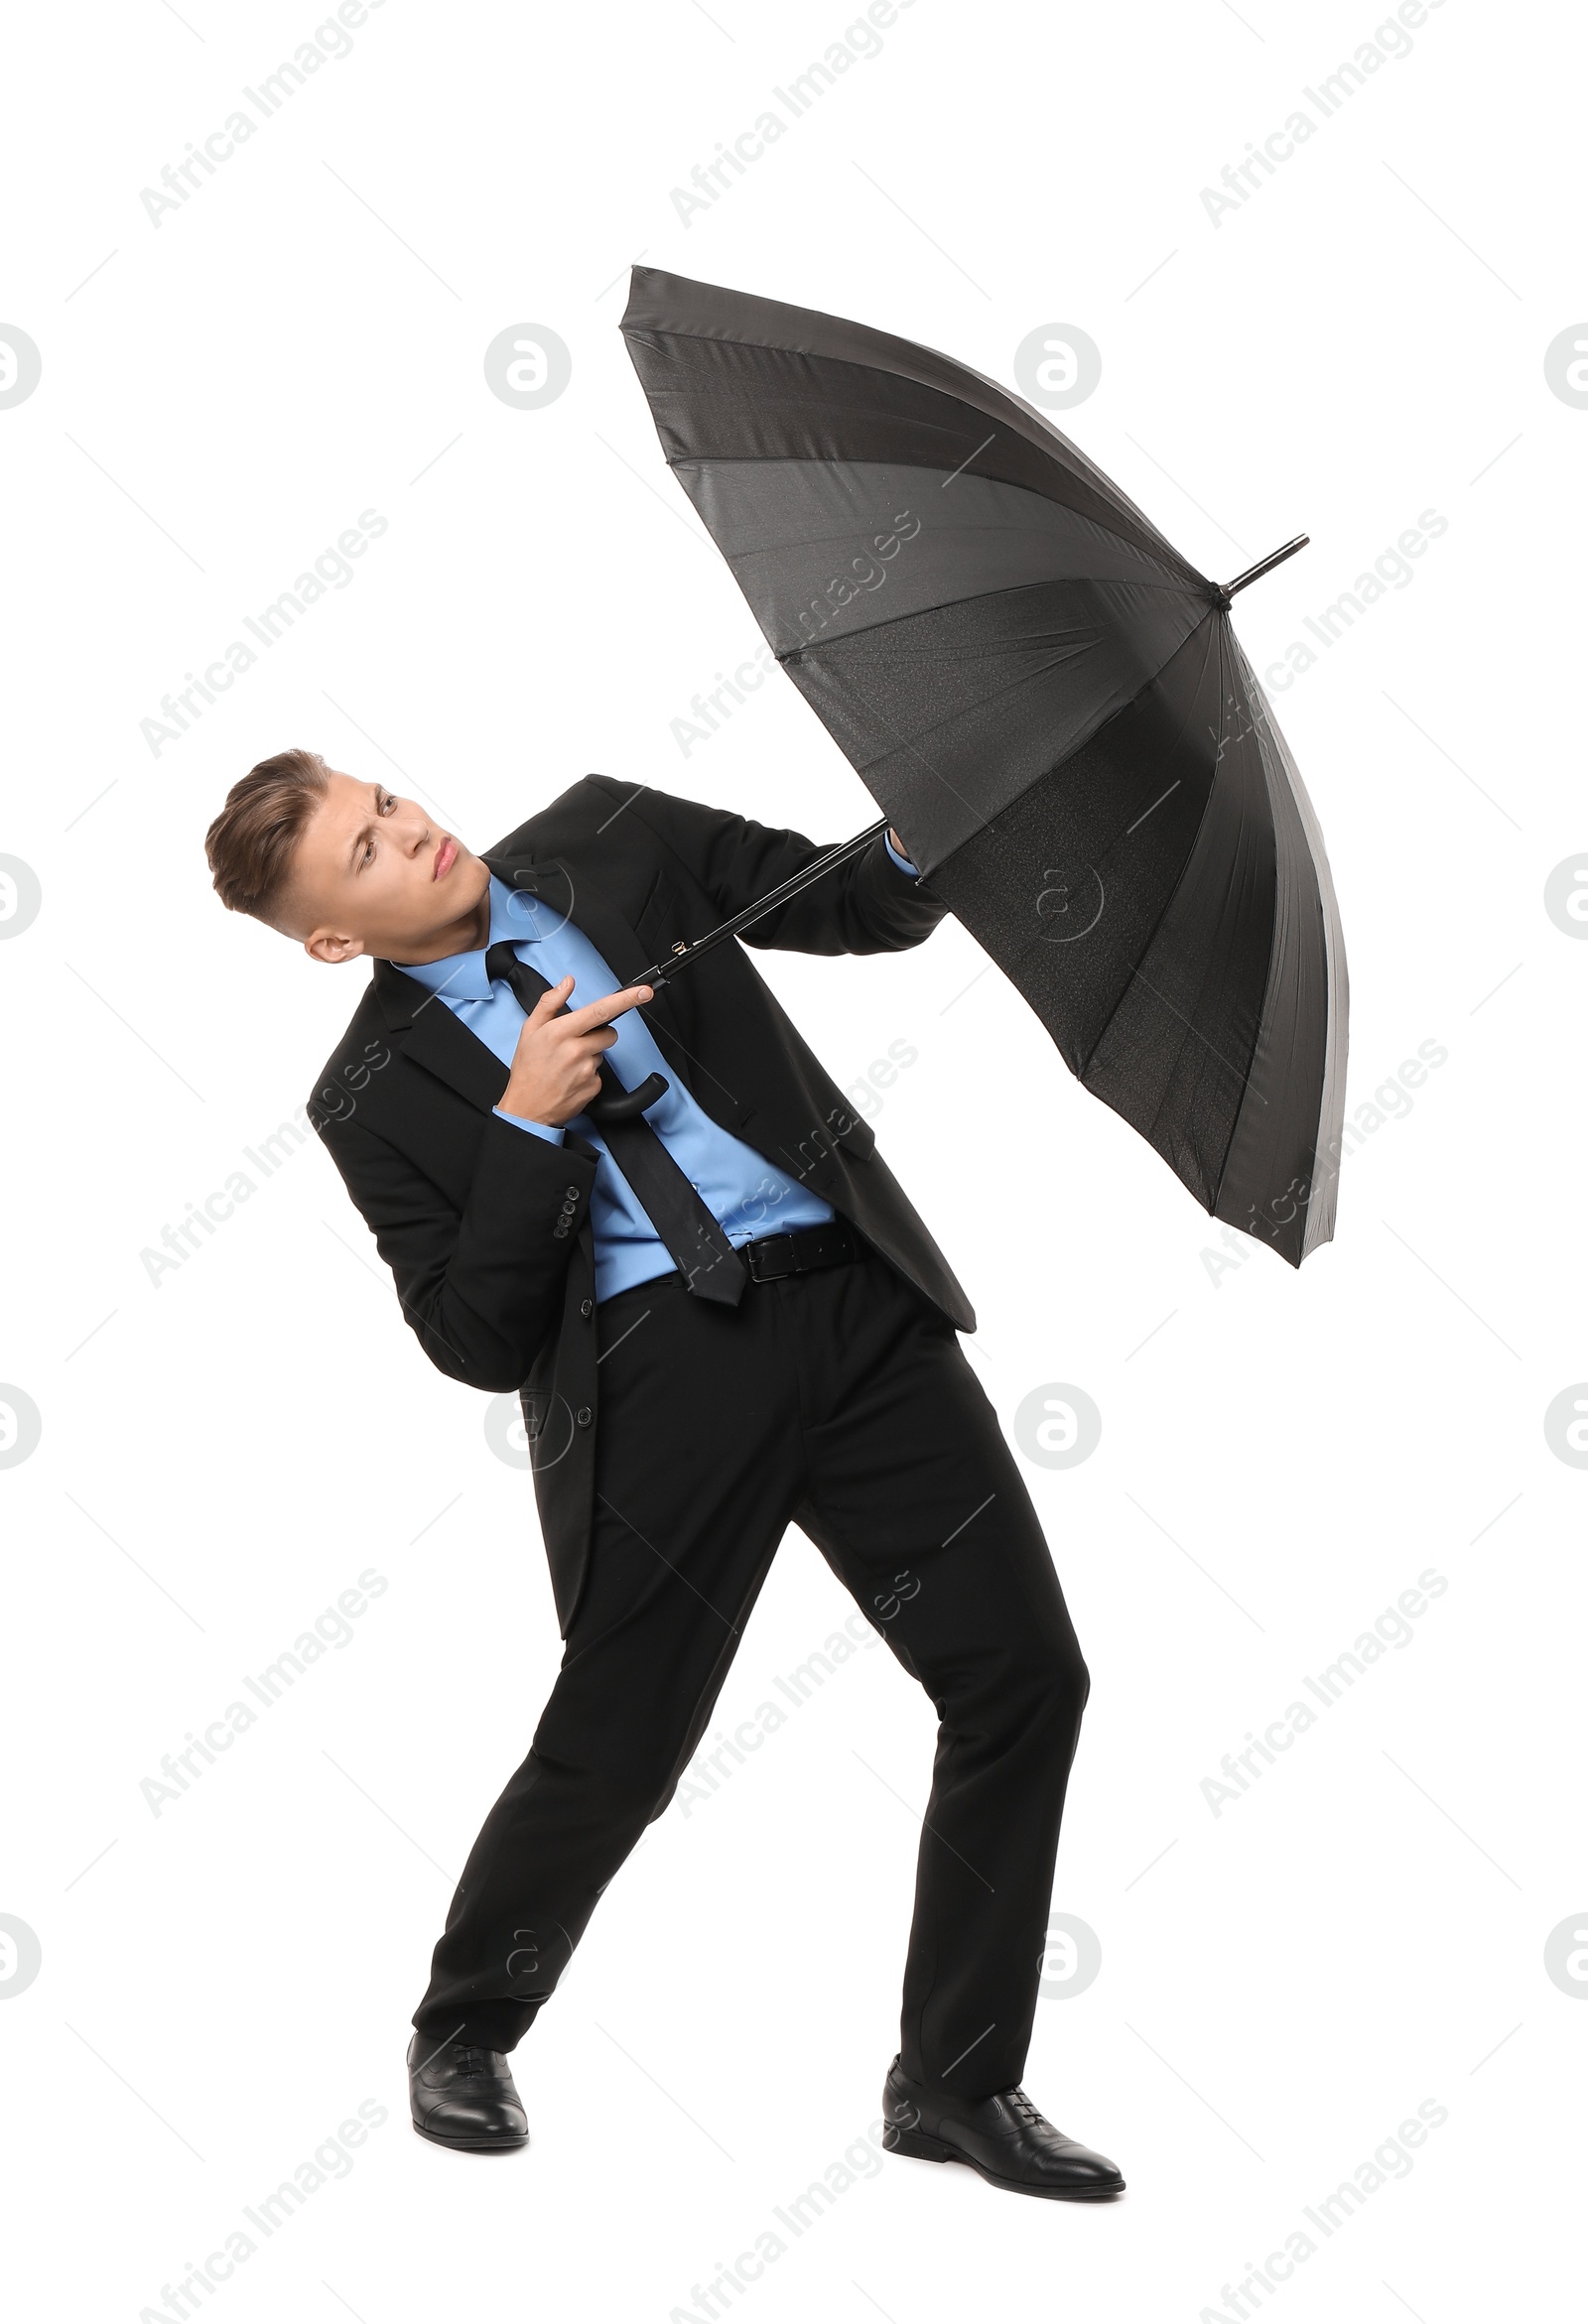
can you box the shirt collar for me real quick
[388,875,547,1002]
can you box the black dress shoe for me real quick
[408,2030,529,2151]
[881,2055,1124,2200]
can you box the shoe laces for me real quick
[1005,2085,1052,2131]
[449,2044,489,2078]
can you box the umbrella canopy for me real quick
[618,267,1348,1266]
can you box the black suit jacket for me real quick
[310,776,976,1635]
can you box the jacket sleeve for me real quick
[315,1107,596,1392]
[611,782,948,958]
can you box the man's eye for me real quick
[361,839,375,866]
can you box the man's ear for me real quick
[304,928,366,966]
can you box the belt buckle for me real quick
[752,1233,797,1281]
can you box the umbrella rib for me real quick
[792,618,1101,691]
[823,681,999,845]
[980,616,1268,1110]
[789,572,1208,688]
[792,580,1214,856]
[1086,617,1264,1112]
[776,566,1204,665]
[664,446,1208,590]
[1203,621,1340,1212]
[834,642,1118,850]
[992,853,1265,1106]
[679,444,1209,589]
[1118,956,1266,1100]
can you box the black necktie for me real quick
[483,941,745,1307]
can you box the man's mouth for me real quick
[433,836,458,882]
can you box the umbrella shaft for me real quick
[637,817,891,987]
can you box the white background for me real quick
[2,1,1583,2317]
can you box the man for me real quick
[203,745,1122,2201]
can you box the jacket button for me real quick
[580,1297,594,1319]
[576,1405,593,1427]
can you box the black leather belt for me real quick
[741,1219,862,1282]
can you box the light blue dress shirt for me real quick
[394,860,912,1303]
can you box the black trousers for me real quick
[413,1248,1089,2100]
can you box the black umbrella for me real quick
[615,267,1348,1265]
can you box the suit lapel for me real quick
[374,957,510,1114]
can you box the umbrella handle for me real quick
[588,1071,669,1124]
[533,976,670,1119]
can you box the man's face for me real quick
[291,770,491,966]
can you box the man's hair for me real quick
[204,748,330,925]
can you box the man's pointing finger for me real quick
[566,983,653,1032]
